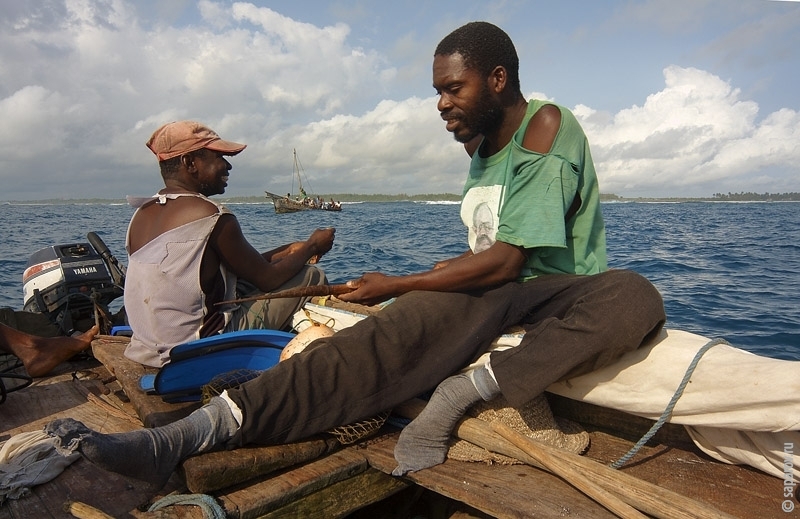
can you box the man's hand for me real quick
[268,228,334,265]
[307,227,335,261]
[340,272,397,306]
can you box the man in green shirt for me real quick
[46,21,665,486]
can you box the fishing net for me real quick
[327,411,390,445]
[201,369,262,403]
[201,369,389,445]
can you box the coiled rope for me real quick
[609,337,728,469]
[148,493,226,519]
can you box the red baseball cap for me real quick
[146,121,247,161]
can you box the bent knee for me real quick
[301,265,328,286]
[606,269,661,299]
[600,269,665,319]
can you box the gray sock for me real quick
[44,396,238,489]
[393,365,500,476]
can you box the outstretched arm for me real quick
[209,214,334,293]
[339,240,526,306]
[432,249,473,270]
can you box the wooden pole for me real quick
[492,421,647,519]
[394,399,736,519]
[215,284,353,306]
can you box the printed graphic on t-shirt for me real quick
[461,185,502,254]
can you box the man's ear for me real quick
[488,65,507,94]
[180,154,194,170]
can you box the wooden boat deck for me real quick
[0,335,789,518]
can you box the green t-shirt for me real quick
[460,100,607,280]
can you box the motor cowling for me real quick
[22,242,123,334]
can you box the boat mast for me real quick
[293,148,306,198]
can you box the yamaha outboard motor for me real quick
[22,232,125,335]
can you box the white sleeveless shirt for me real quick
[123,193,237,367]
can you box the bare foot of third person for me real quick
[0,324,99,377]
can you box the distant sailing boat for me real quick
[265,149,342,214]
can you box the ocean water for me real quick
[1,200,798,360]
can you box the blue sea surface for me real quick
[1,200,798,360]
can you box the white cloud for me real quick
[0,1,797,200]
[255,96,466,196]
[577,66,800,196]
[0,0,396,198]
[0,86,69,158]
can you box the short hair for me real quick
[435,21,521,94]
[158,148,211,179]
[159,156,181,179]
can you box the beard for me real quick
[199,179,226,197]
[452,86,504,144]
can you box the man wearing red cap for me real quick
[122,121,335,367]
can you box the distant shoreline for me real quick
[2,192,799,205]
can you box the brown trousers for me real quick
[226,269,666,446]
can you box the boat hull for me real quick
[2,304,793,519]
[266,191,342,213]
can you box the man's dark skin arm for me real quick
[340,104,561,306]
[207,214,334,294]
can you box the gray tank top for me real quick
[123,193,237,367]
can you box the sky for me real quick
[1,0,798,201]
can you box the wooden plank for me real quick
[585,430,786,519]
[259,467,409,519]
[91,336,199,428]
[0,364,133,436]
[180,437,341,494]
[217,448,406,519]
[360,431,617,519]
